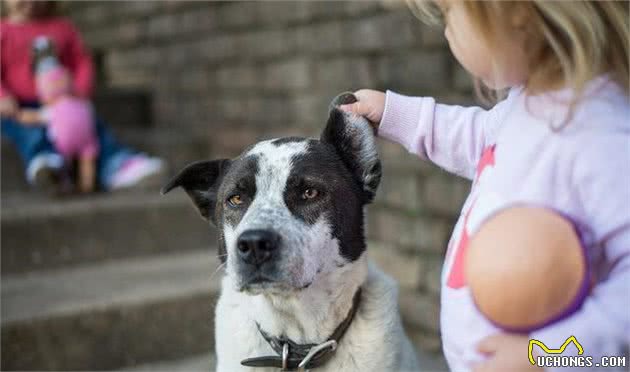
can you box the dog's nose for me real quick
[237,229,280,265]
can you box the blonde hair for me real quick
[408,0,629,102]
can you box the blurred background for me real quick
[2,1,476,370]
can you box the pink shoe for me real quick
[109,156,166,191]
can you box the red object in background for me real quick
[0,18,94,101]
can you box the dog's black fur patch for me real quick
[161,158,231,263]
[321,109,382,203]
[161,159,231,223]
[285,141,366,261]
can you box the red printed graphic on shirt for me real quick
[446,203,475,289]
[446,145,496,289]
[475,144,496,182]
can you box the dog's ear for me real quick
[161,159,231,224]
[321,92,382,203]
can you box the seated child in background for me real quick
[341,1,629,371]
[19,36,98,193]
[1,0,165,192]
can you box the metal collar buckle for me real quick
[281,343,289,371]
[297,340,338,371]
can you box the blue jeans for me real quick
[1,102,136,189]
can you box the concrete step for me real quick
[1,190,217,275]
[1,249,223,371]
[120,353,215,371]
[1,128,210,194]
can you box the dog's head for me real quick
[162,93,381,295]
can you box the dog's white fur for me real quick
[214,140,419,371]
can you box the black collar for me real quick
[241,288,362,371]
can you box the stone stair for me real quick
[1,191,216,275]
[2,250,221,370]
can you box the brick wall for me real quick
[66,0,476,356]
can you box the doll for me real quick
[19,37,98,193]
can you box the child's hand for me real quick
[17,109,44,125]
[473,333,543,372]
[0,96,18,117]
[339,89,386,130]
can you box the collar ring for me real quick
[281,343,289,371]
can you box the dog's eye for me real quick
[302,188,319,200]
[228,194,244,207]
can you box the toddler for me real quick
[341,1,629,371]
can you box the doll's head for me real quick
[36,65,72,104]
[33,36,69,103]
[465,206,588,332]
[32,36,58,73]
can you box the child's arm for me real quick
[378,90,514,179]
[17,108,46,126]
[0,64,18,117]
[0,95,18,117]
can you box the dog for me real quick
[162,93,420,371]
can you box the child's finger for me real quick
[339,102,362,115]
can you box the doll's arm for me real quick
[78,155,96,193]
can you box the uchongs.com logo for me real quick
[528,336,628,368]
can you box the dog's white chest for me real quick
[213,265,419,372]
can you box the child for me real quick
[1,0,165,192]
[19,36,98,193]
[341,1,629,371]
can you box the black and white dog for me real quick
[162,93,419,371]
